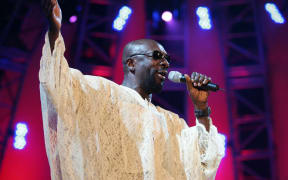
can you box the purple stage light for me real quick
[161,11,173,22]
[69,15,78,23]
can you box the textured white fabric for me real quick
[39,32,225,180]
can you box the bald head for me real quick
[121,39,169,99]
[122,39,164,73]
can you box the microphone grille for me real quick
[168,71,182,83]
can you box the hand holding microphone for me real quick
[168,71,221,112]
[168,71,221,92]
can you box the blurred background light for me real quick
[13,122,28,150]
[196,6,212,30]
[69,15,78,23]
[15,123,28,137]
[119,6,132,20]
[152,10,160,22]
[113,6,132,31]
[265,3,285,24]
[14,137,26,150]
[161,11,173,22]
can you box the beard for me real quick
[142,70,164,94]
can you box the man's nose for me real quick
[160,59,169,68]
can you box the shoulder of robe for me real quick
[156,106,187,129]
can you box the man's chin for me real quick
[152,82,164,94]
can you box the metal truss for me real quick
[74,0,187,118]
[0,0,44,169]
[214,0,276,179]
[73,0,128,78]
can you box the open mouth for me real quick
[157,70,168,80]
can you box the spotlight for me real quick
[161,11,173,22]
[265,3,285,24]
[113,17,126,31]
[14,122,28,150]
[14,137,26,150]
[196,6,212,30]
[15,123,28,137]
[113,6,132,31]
[69,15,78,23]
[119,6,132,20]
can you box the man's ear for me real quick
[126,58,136,73]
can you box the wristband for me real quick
[194,106,211,118]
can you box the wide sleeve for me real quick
[39,32,91,120]
[39,32,88,179]
[39,32,98,180]
[196,118,225,179]
[177,118,225,180]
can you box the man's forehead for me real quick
[135,40,166,53]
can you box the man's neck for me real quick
[122,80,152,101]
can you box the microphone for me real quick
[168,71,220,92]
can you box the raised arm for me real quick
[40,0,82,112]
[42,0,62,53]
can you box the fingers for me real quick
[185,74,198,94]
[42,0,56,13]
[184,74,193,90]
[203,76,211,85]
[190,72,211,87]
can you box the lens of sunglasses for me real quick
[152,51,171,63]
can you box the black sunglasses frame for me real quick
[129,50,171,63]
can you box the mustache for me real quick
[156,69,168,77]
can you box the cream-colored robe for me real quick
[39,32,225,180]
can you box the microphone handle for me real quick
[180,76,219,92]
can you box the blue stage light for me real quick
[152,11,160,22]
[14,136,27,150]
[196,6,212,30]
[14,122,28,150]
[113,6,132,31]
[265,3,285,24]
[15,123,28,137]
[113,17,126,31]
[119,6,132,20]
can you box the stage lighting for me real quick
[69,15,77,23]
[14,137,26,150]
[15,123,28,137]
[152,11,160,22]
[265,3,285,24]
[162,11,173,22]
[119,6,132,20]
[113,6,132,31]
[196,6,212,30]
[13,122,28,150]
[113,17,126,31]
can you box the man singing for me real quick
[40,0,225,179]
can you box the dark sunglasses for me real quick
[129,50,171,63]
